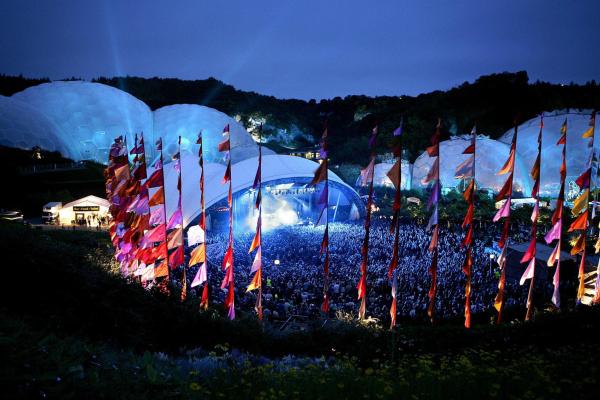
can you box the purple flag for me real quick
[167,208,182,229]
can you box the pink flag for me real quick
[493,198,511,222]
[426,207,438,231]
[531,202,539,222]
[552,265,560,307]
[544,220,562,244]
[167,208,182,229]
[547,241,561,267]
[520,258,536,285]
[149,207,165,226]
[190,263,207,287]
[250,247,262,273]
[145,224,166,242]
[359,159,375,185]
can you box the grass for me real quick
[1,222,599,399]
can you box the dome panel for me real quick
[12,81,153,164]
[0,95,70,156]
[413,136,533,195]
[153,104,270,164]
[499,110,598,197]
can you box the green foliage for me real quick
[3,72,600,165]
[1,223,600,398]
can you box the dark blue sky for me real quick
[1,0,599,100]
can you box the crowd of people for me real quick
[167,218,553,325]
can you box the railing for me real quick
[18,162,86,175]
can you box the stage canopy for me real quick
[157,154,363,231]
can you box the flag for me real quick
[454,155,474,179]
[520,237,536,263]
[250,247,262,273]
[359,159,375,185]
[495,174,513,201]
[520,258,536,285]
[570,234,585,255]
[148,188,164,207]
[115,164,130,181]
[311,161,328,185]
[188,244,206,266]
[572,189,589,216]
[145,169,164,188]
[547,242,561,267]
[167,209,182,229]
[167,228,183,249]
[368,126,378,149]
[576,170,591,190]
[386,159,401,190]
[168,246,184,268]
[149,207,165,226]
[191,263,207,287]
[187,225,205,247]
[246,267,262,292]
[154,259,168,278]
[568,210,588,232]
[218,138,230,152]
[144,224,166,243]
[493,199,511,222]
[249,224,261,253]
[389,273,397,329]
[422,159,439,185]
[497,149,515,175]
[545,220,562,244]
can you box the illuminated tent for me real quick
[157,154,364,230]
[412,135,533,195]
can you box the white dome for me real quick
[356,161,412,190]
[12,81,153,164]
[413,136,533,194]
[499,110,598,197]
[153,104,269,164]
[0,95,71,156]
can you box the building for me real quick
[57,195,110,226]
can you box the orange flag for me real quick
[148,187,165,206]
[568,210,589,232]
[249,225,261,253]
[188,244,206,266]
[246,267,262,292]
[154,259,169,278]
[497,149,515,175]
[570,234,585,255]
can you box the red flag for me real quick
[520,237,537,263]
[145,169,164,188]
[222,163,231,184]
[168,246,184,269]
[218,139,230,152]
[568,210,589,232]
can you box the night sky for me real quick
[1,0,599,100]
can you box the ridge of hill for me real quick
[2,72,599,164]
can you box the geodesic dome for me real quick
[499,110,598,197]
[12,81,153,164]
[0,95,71,156]
[356,161,412,190]
[153,104,269,164]
[412,136,533,195]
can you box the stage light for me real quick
[274,259,280,265]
